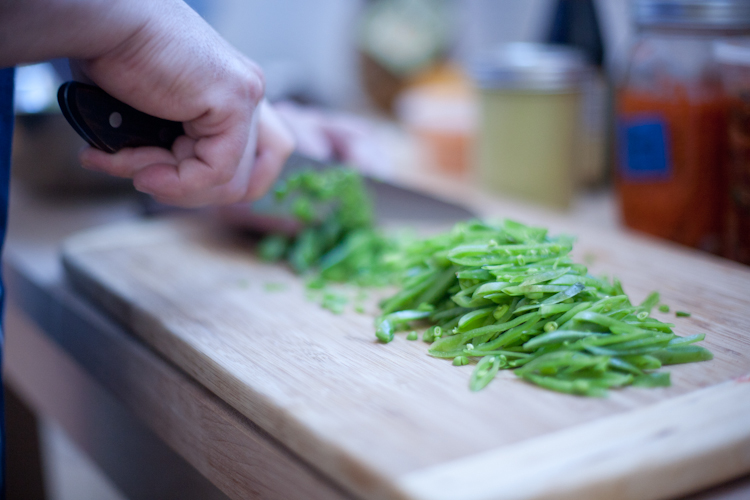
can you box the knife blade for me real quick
[56,81,474,226]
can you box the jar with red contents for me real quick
[615,0,750,253]
[715,40,750,265]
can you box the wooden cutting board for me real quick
[61,212,750,500]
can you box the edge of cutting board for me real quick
[396,376,750,500]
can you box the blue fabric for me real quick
[0,66,15,499]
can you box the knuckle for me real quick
[212,164,236,185]
[236,63,265,106]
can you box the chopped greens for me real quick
[373,218,713,396]
[258,167,400,285]
[321,290,348,314]
[259,166,714,397]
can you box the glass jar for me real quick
[715,40,750,265]
[615,0,750,253]
[471,43,585,209]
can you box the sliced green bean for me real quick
[651,345,713,365]
[502,285,572,296]
[608,357,643,376]
[639,291,660,311]
[457,307,495,332]
[620,354,662,370]
[667,333,706,346]
[523,330,602,350]
[415,266,458,307]
[430,307,471,322]
[539,302,577,317]
[632,372,671,388]
[469,356,501,391]
[375,310,431,343]
[517,374,607,397]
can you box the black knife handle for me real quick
[57,81,184,153]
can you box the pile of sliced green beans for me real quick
[374,219,713,396]
[260,167,713,396]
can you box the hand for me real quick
[71,1,294,207]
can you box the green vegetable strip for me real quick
[375,310,431,343]
[639,291,661,312]
[608,357,644,376]
[667,333,706,346]
[520,268,571,286]
[551,302,592,327]
[462,349,530,359]
[469,356,501,391]
[476,314,542,351]
[621,355,662,370]
[472,282,512,299]
[415,266,458,307]
[523,330,601,350]
[429,311,540,356]
[519,373,607,397]
[538,303,576,317]
[380,271,436,314]
[502,285,572,296]
[568,311,656,336]
[602,333,675,351]
[632,372,671,388]
[457,307,495,332]
[651,345,714,365]
[430,307,471,322]
[541,282,586,305]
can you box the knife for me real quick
[56,81,474,225]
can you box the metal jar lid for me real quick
[633,0,750,30]
[470,43,586,92]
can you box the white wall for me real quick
[196,0,633,108]
[207,0,366,107]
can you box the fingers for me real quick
[243,101,295,201]
[78,101,293,207]
[79,145,176,178]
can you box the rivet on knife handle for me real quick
[57,81,184,153]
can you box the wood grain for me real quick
[4,262,351,500]
[398,379,750,500]
[61,214,750,500]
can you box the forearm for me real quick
[0,0,168,67]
